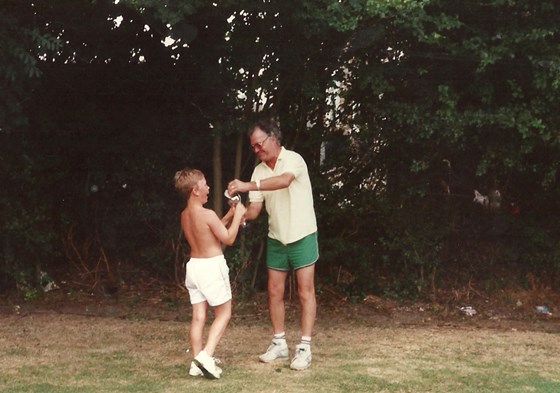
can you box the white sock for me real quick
[300,336,311,348]
[273,332,286,341]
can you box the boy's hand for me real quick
[234,203,247,216]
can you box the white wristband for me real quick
[255,179,261,191]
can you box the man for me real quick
[227,118,318,371]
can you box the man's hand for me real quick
[227,179,248,195]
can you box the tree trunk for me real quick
[213,133,222,216]
[234,130,243,179]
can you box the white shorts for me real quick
[185,255,231,306]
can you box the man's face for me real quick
[249,127,273,161]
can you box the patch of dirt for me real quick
[1,281,558,334]
[318,289,560,333]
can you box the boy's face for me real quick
[194,177,209,203]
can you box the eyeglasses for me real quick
[250,135,270,151]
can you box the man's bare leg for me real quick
[267,269,288,334]
[295,264,316,337]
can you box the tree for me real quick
[1,1,62,293]
[3,0,560,298]
[0,2,61,131]
[319,0,560,295]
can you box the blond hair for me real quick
[174,168,204,199]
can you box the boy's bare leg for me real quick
[190,301,207,356]
[295,265,316,337]
[267,269,288,334]
[203,300,232,357]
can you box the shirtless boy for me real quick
[174,168,246,379]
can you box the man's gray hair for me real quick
[248,117,282,143]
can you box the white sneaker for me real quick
[259,339,289,363]
[189,360,222,377]
[189,361,203,377]
[290,344,312,370]
[193,351,221,379]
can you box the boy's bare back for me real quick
[181,205,225,258]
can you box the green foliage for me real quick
[0,6,61,132]
[319,0,560,296]
[2,0,560,299]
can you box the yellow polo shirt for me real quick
[248,147,317,245]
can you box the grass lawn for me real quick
[1,295,559,393]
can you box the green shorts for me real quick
[266,232,319,271]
